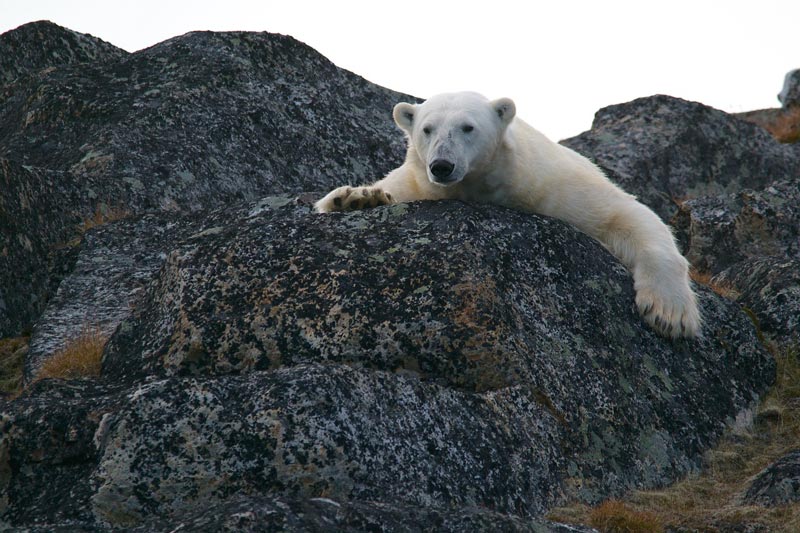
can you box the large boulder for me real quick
[715,257,800,347]
[0,24,414,213]
[2,198,772,529]
[0,21,416,337]
[742,450,800,507]
[779,69,800,108]
[561,95,800,220]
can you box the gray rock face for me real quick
[0,21,414,337]
[23,212,209,380]
[125,495,597,533]
[743,450,800,506]
[4,197,772,529]
[716,258,800,346]
[672,180,800,275]
[0,20,126,85]
[561,95,800,221]
[0,27,414,213]
[0,159,86,336]
[779,69,800,108]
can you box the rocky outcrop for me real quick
[672,180,800,275]
[561,95,800,220]
[0,21,794,532]
[0,22,414,338]
[715,258,800,347]
[0,20,126,84]
[2,196,774,530]
[0,160,86,336]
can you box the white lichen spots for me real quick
[122,177,144,191]
[189,226,223,239]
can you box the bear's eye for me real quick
[462,124,474,133]
[423,126,432,135]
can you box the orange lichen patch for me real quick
[79,205,131,234]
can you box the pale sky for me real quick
[1,0,798,141]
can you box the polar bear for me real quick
[315,92,701,339]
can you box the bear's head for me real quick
[393,92,516,187]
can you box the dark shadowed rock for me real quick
[671,180,800,275]
[0,159,87,337]
[561,95,800,220]
[0,20,126,85]
[743,450,800,506]
[715,258,800,346]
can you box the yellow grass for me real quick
[588,500,663,533]
[690,269,738,299]
[765,107,800,143]
[34,326,108,381]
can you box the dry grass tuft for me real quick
[0,336,29,396]
[35,326,108,381]
[690,269,738,299]
[765,107,800,143]
[589,500,663,533]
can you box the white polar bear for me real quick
[316,92,701,339]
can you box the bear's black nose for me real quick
[430,159,454,179]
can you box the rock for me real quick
[0,159,86,337]
[561,95,800,220]
[1,198,773,529]
[0,20,126,85]
[743,450,800,506]
[127,495,598,533]
[778,69,800,108]
[671,181,800,275]
[23,211,208,380]
[0,20,417,336]
[0,23,416,213]
[715,258,800,346]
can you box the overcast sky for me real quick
[2,0,798,141]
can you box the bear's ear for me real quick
[491,98,516,125]
[393,102,416,133]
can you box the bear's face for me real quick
[393,92,516,186]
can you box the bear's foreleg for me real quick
[595,200,701,339]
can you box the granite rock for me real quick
[743,450,800,506]
[562,95,800,221]
[672,180,800,275]
[0,20,126,85]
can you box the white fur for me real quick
[316,92,701,338]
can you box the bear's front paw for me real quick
[314,186,395,213]
[635,280,701,339]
